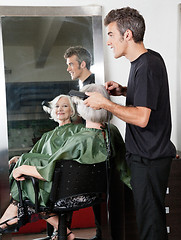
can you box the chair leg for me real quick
[32,222,54,240]
[47,223,54,237]
[66,211,73,229]
[58,213,67,240]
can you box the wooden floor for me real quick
[11,228,96,240]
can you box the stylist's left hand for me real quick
[84,92,105,109]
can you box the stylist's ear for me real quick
[80,61,86,69]
[124,29,133,41]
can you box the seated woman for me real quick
[0,94,84,239]
[0,84,130,240]
[9,94,83,165]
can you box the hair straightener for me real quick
[69,90,88,100]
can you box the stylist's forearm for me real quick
[102,99,151,128]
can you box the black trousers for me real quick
[127,155,172,240]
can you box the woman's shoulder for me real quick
[69,127,102,140]
[41,128,56,138]
[65,128,106,153]
[66,123,84,133]
[55,123,84,131]
[71,123,85,130]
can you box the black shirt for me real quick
[82,74,95,86]
[125,49,176,159]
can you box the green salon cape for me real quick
[10,123,130,207]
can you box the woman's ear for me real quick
[70,109,74,117]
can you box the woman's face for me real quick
[55,97,73,125]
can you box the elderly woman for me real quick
[0,94,84,239]
[9,94,83,165]
[0,85,130,240]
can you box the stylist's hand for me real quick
[105,81,126,96]
[84,92,106,109]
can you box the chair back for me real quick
[49,160,108,211]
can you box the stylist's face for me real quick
[55,97,73,125]
[107,21,127,59]
[66,55,83,80]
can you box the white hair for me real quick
[72,84,112,123]
[43,95,76,123]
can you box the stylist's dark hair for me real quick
[104,7,145,43]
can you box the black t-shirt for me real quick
[125,49,176,159]
[82,74,95,86]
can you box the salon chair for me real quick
[16,159,108,240]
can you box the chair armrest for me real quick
[16,175,39,213]
[24,175,39,212]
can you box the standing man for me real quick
[84,7,176,240]
[64,46,95,89]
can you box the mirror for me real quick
[1,7,104,157]
[2,15,95,158]
[0,6,104,239]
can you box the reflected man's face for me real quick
[66,55,83,80]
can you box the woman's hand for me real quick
[9,156,20,167]
[12,166,26,181]
[13,165,45,181]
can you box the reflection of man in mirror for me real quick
[64,47,100,240]
[64,46,95,89]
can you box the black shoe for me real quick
[0,216,19,234]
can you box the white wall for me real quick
[1,0,181,151]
